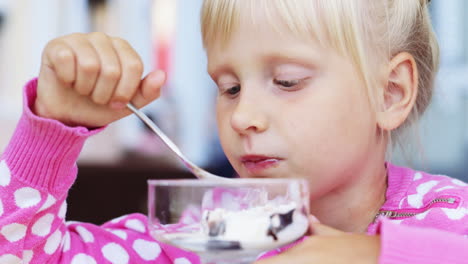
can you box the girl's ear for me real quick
[376,52,419,131]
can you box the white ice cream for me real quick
[155,202,308,254]
[201,202,309,250]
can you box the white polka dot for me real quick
[58,201,67,219]
[0,199,3,217]
[416,181,439,193]
[66,221,79,226]
[76,226,94,243]
[44,230,62,255]
[0,160,11,187]
[415,210,430,220]
[442,207,468,220]
[22,250,33,264]
[39,194,57,212]
[1,223,27,242]
[408,181,438,208]
[71,253,97,264]
[125,219,146,233]
[390,220,404,225]
[452,179,468,187]
[133,239,161,261]
[0,254,21,264]
[175,257,192,264]
[102,243,129,264]
[107,229,128,240]
[62,231,71,252]
[407,194,423,208]
[151,229,166,235]
[413,172,423,181]
[32,214,54,237]
[14,187,41,209]
[436,186,455,192]
[110,214,129,224]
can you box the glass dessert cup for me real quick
[148,178,310,264]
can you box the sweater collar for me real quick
[381,162,415,209]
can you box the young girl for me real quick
[1,0,467,263]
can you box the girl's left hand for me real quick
[255,219,381,264]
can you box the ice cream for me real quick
[156,201,308,253]
[201,201,308,250]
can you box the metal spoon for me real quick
[127,103,228,181]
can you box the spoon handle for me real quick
[126,103,226,181]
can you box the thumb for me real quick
[308,216,343,236]
[132,69,167,108]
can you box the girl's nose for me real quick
[230,94,268,134]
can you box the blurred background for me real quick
[0,0,466,223]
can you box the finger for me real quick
[306,215,320,235]
[310,222,344,236]
[255,254,291,264]
[109,37,144,110]
[42,40,76,85]
[141,69,166,100]
[129,70,166,108]
[255,243,311,264]
[308,215,320,226]
[88,32,121,105]
[63,34,100,96]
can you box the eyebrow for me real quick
[261,54,318,69]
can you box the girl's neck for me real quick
[310,161,388,233]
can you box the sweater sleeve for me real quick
[378,218,468,264]
[0,79,200,264]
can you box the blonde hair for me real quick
[201,0,439,141]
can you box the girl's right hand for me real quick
[35,32,166,128]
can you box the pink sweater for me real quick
[0,79,467,264]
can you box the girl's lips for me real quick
[240,155,281,174]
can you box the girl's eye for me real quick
[226,85,241,95]
[274,79,300,88]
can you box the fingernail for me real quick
[110,101,126,110]
[153,70,166,81]
[309,215,320,223]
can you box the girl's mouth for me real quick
[240,155,281,174]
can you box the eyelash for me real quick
[273,79,300,88]
[220,78,304,97]
[227,85,241,95]
[219,85,241,96]
[275,78,310,92]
